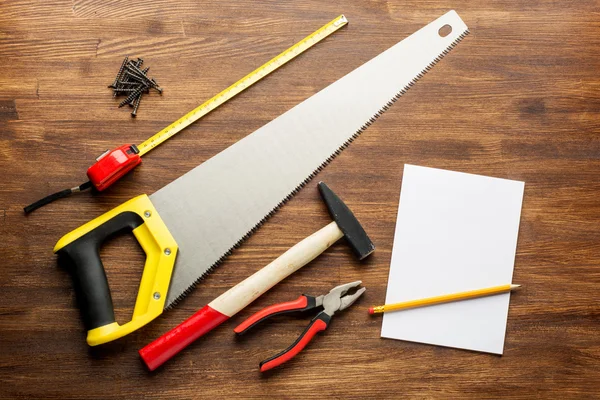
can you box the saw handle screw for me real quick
[144,210,152,218]
[153,292,161,300]
[164,248,171,255]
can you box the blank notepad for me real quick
[381,165,525,354]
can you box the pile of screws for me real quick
[108,56,163,117]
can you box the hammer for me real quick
[140,182,374,370]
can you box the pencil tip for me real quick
[510,284,522,290]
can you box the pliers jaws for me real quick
[322,280,366,316]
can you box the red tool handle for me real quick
[259,311,331,372]
[233,295,317,335]
[139,305,229,371]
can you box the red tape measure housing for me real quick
[87,144,141,191]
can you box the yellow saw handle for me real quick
[53,195,177,346]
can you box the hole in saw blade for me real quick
[438,24,452,37]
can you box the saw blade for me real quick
[151,10,469,308]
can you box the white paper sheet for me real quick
[381,165,524,354]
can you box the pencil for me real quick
[368,284,521,314]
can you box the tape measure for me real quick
[137,14,348,156]
[25,15,348,213]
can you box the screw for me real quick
[128,92,142,107]
[125,73,148,84]
[125,64,150,82]
[144,210,151,217]
[131,94,142,117]
[132,75,160,92]
[164,248,171,255]
[111,56,130,97]
[126,61,147,75]
[110,56,129,90]
[150,78,163,94]
[119,84,147,107]
[126,91,142,107]
[112,88,138,93]
[153,292,160,300]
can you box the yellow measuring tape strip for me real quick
[136,15,348,157]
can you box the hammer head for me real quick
[318,182,375,260]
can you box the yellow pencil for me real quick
[368,284,521,314]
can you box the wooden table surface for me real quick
[1,1,599,399]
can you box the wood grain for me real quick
[1,1,599,399]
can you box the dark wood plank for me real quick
[1,1,599,398]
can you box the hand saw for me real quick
[53,10,468,346]
[23,15,348,214]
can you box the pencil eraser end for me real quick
[368,307,374,315]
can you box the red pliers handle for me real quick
[260,311,331,372]
[234,295,318,334]
[234,295,329,372]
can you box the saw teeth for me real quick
[166,28,470,310]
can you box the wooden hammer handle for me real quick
[210,220,343,316]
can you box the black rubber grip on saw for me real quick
[56,212,144,331]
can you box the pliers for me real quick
[234,281,366,372]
